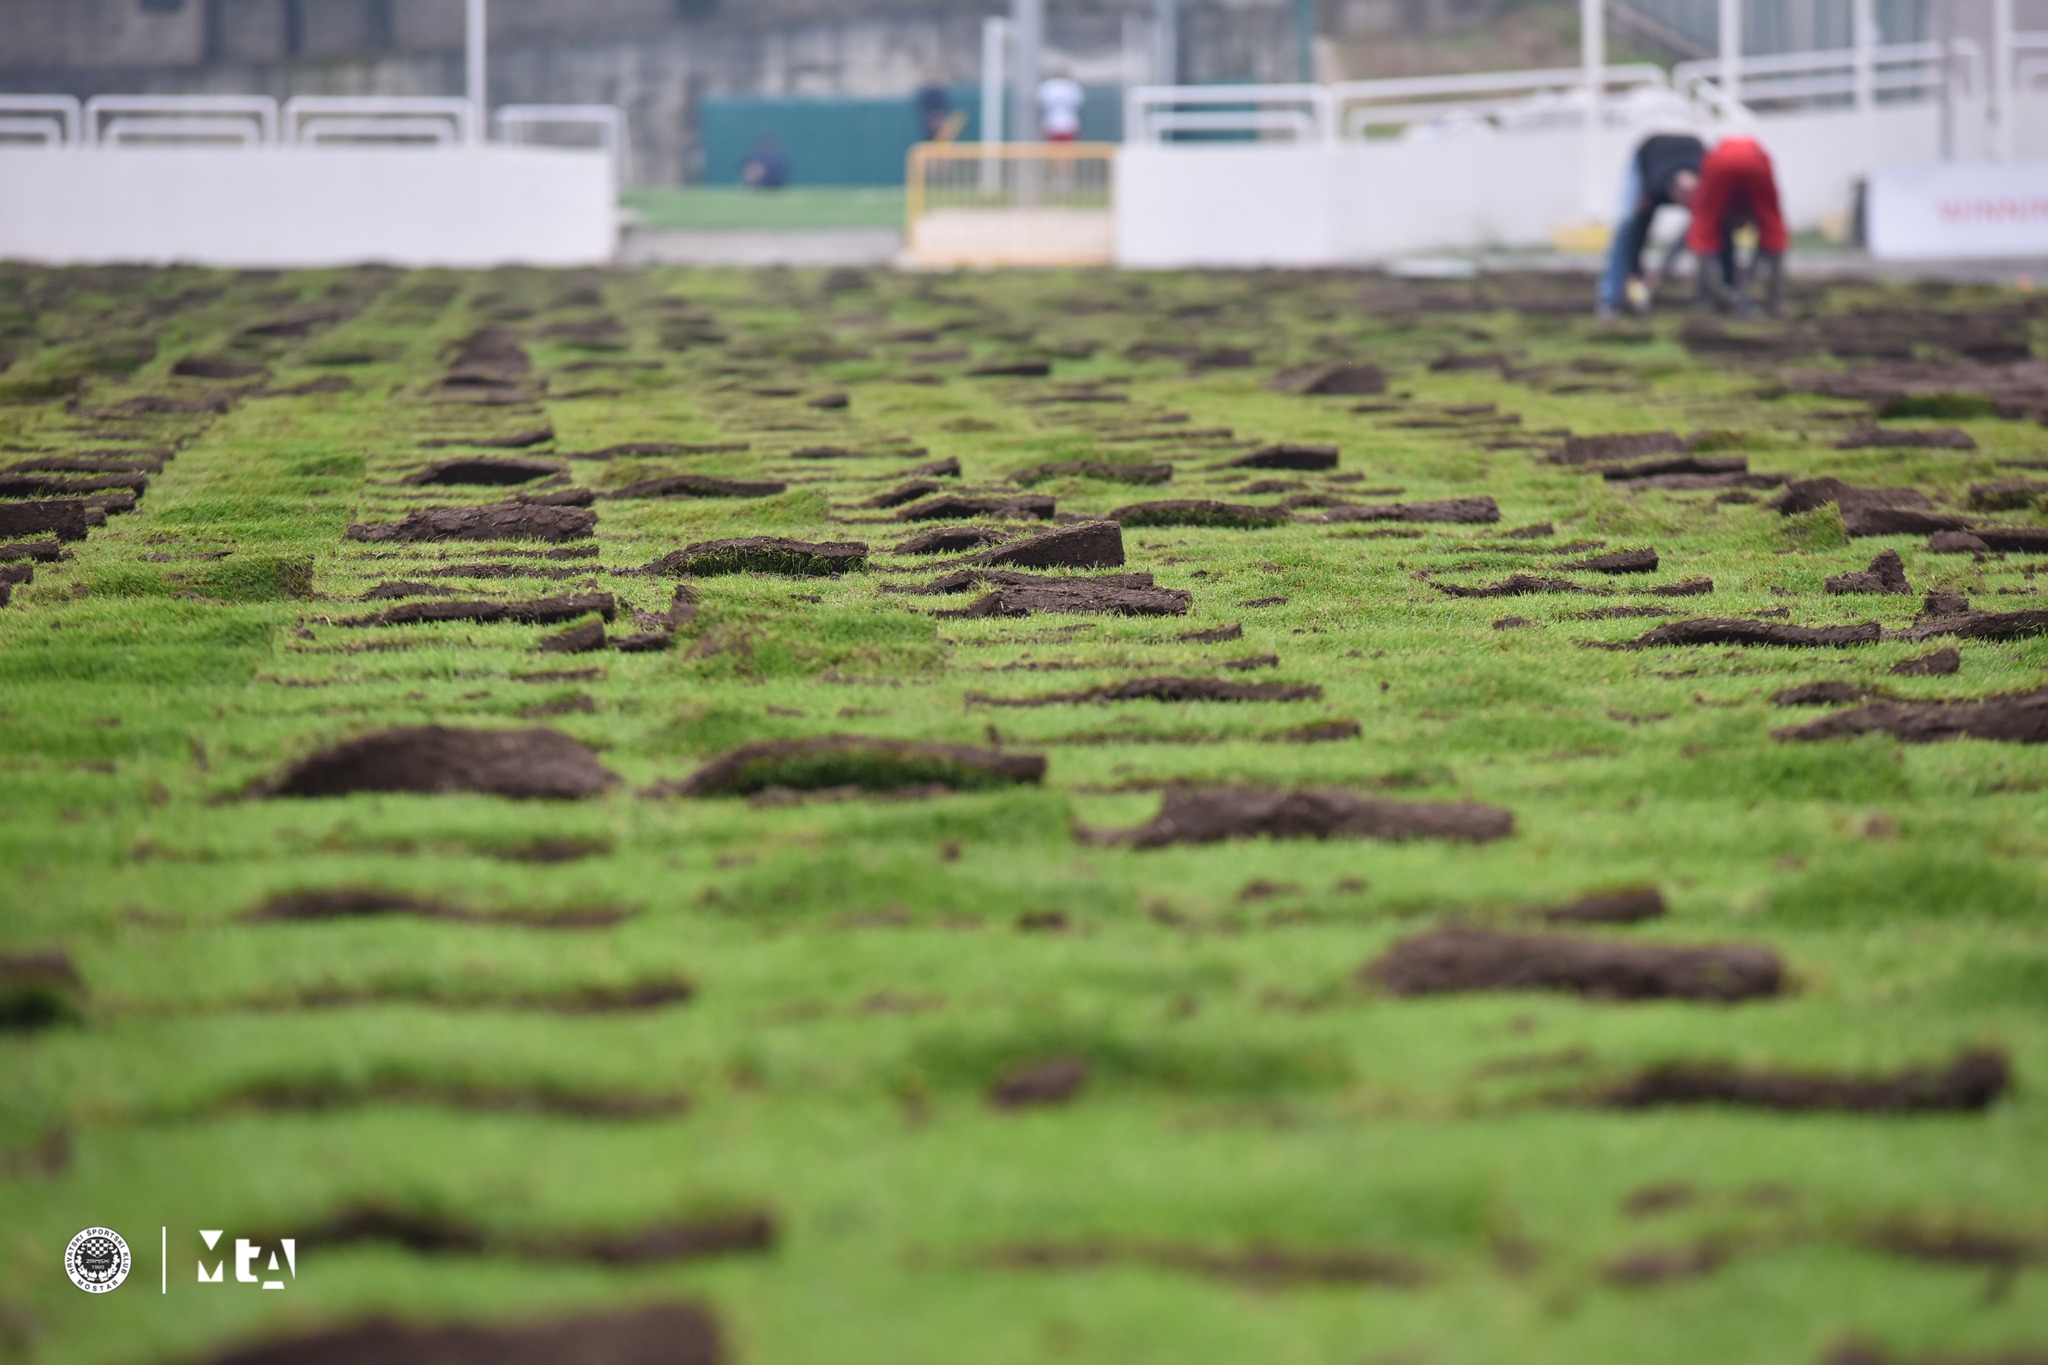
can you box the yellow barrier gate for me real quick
[906,141,1117,268]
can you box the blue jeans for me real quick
[1597,161,1644,311]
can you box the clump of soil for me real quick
[661,736,1046,798]
[171,355,266,380]
[1770,479,1932,516]
[1820,1341,2048,1365]
[1652,577,1714,596]
[985,1238,1428,1288]
[245,889,626,929]
[859,480,945,508]
[644,537,868,577]
[939,582,1192,619]
[537,620,607,654]
[1433,575,1604,598]
[966,520,1126,569]
[256,726,619,800]
[1,950,85,1031]
[201,1303,722,1365]
[222,1074,691,1120]
[0,539,65,562]
[1834,425,1978,451]
[405,457,562,487]
[1567,547,1659,574]
[347,505,596,544]
[1892,647,1961,676]
[1898,610,2048,643]
[1969,479,2048,510]
[1320,497,1500,525]
[1108,500,1291,529]
[969,358,1052,377]
[895,526,1009,555]
[420,427,556,451]
[1366,928,1781,1002]
[1225,443,1341,471]
[897,494,1055,522]
[1774,688,2048,745]
[1974,527,2048,552]
[295,1203,773,1266]
[1099,786,1513,848]
[1844,507,1972,537]
[1826,550,1912,595]
[1178,623,1243,643]
[1602,1238,1733,1287]
[1595,1047,2010,1112]
[0,472,150,498]
[989,1055,1089,1108]
[1017,461,1173,486]
[339,593,614,629]
[1622,618,1882,648]
[1541,887,1667,925]
[1274,363,1387,396]
[1773,682,1876,706]
[610,474,787,499]
[977,677,1322,707]
[0,500,96,542]
[1553,432,1684,465]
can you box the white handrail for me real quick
[0,94,81,144]
[495,103,630,182]
[1675,38,1983,105]
[101,116,264,147]
[1333,62,1668,104]
[298,117,462,146]
[0,116,66,145]
[283,95,474,145]
[1124,83,1335,143]
[83,94,278,146]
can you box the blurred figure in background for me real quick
[1687,136,1788,316]
[1597,132,1703,318]
[742,132,789,189]
[916,81,966,143]
[1036,69,1084,142]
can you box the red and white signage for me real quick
[1868,160,2048,260]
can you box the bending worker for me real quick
[1598,132,1703,317]
[1686,135,1788,316]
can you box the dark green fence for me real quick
[698,84,1124,187]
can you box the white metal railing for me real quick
[1124,83,1336,144]
[283,95,474,146]
[0,94,81,144]
[102,116,264,146]
[1674,39,1984,108]
[495,104,631,182]
[84,94,277,146]
[1335,63,1671,136]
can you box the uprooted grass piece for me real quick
[1927,530,1991,553]
[1770,479,1932,516]
[1622,618,1882,648]
[1844,507,1973,537]
[644,536,868,577]
[1891,646,1961,676]
[1597,454,1748,480]
[201,1303,723,1365]
[1820,1340,2048,1365]
[346,504,595,544]
[404,457,562,487]
[1109,500,1290,529]
[1320,496,1500,525]
[662,736,1047,798]
[940,582,1191,619]
[1652,577,1714,596]
[0,472,149,498]
[979,677,1322,707]
[1567,547,1658,574]
[1897,609,2048,643]
[339,593,615,629]
[244,889,626,928]
[1432,574,1604,598]
[1773,688,2048,745]
[1552,432,1684,465]
[537,620,607,654]
[1975,526,2048,552]
[1016,461,1173,486]
[1101,785,1513,848]
[295,1203,774,1266]
[898,494,1055,522]
[257,726,618,800]
[989,1055,1089,1109]
[1274,363,1388,397]
[0,539,65,562]
[1366,928,1781,1002]
[895,526,1009,555]
[1834,425,1978,451]
[420,427,555,451]
[1541,887,1667,925]
[968,520,1126,569]
[984,1237,1428,1289]
[0,499,98,542]
[1225,443,1340,471]
[610,474,786,500]
[1595,1047,2010,1113]
[220,1073,691,1120]
[1826,549,1912,595]
[860,480,944,508]
[0,950,85,1031]
[1773,681,1878,706]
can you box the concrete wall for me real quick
[0,145,615,267]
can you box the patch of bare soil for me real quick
[338,593,614,628]
[1595,1047,2010,1113]
[1827,550,1912,595]
[610,474,787,499]
[1834,426,1977,451]
[1892,647,1961,676]
[1098,785,1513,848]
[1366,928,1781,1002]
[895,526,1010,555]
[1898,610,2048,643]
[1541,887,1667,925]
[1108,500,1291,529]
[984,1237,1427,1288]
[1620,618,1883,648]
[294,1203,772,1265]
[1654,577,1715,596]
[1821,1341,2048,1365]
[989,1055,1089,1108]
[1773,681,1877,706]
[1566,547,1659,573]
[1224,443,1341,471]
[1602,1237,1736,1287]
[968,520,1126,569]
[644,536,868,577]
[245,889,626,929]
[346,504,595,544]
[1320,497,1500,525]
[939,581,1192,619]
[1,949,84,1030]
[255,726,618,800]
[1774,688,2048,745]
[1178,623,1244,642]
[1553,432,1684,465]
[537,620,607,654]
[1771,479,1934,517]
[859,479,945,508]
[404,457,562,487]
[171,355,266,380]
[898,494,1055,522]
[1433,574,1604,598]
[1273,363,1388,396]
[1845,507,1973,537]
[659,736,1046,798]
[420,427,556,451]
[221,1075,692,1120]
[201,1303,723,1365]
[976,677,1321,707]
[571,441,750,460]
[1019,461,1173,486]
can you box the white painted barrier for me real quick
[1869,160,2048,259]
[0,145,615,268]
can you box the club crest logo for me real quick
[64,1227,132,1293]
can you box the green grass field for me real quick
[1,262,2045,1365]
[623,187,907,232]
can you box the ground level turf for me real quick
[1,263,2045,1365]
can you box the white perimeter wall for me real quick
[1117,97,1998,268]
[0,146,617,269]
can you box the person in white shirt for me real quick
[1036,72,1084,142]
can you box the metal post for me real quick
[1294,0,1316,83]
[1582,0,1605,216]
[1936,0,1954,162]
[1718,0,1741,110]
[1852,0,1876,113]
[1994,0,2015,161]
[465,0,487,145]
[981,16,1007,193]
[1011,0,1043,145]
[1155,0,1178,85]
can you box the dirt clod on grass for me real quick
[660,736,1047,798]
[1774,688,2048,745]
[1621,618,1883,648]
[1774,681,1876,706]
[346,504,596,544]
[1975,526,2048,552]
[1275,363,1387,396]
[420,427,555,451]
[1892,647,1961,676]
[967,520,1125,569]
[404,457,562,487]
[1834,425,1978,451]
[1177,623,1244,643]
[1100,786,1513,848]
[201,1303,722,1365]
[939,582,1192,619]
[221,1074,692,1120]
[989,1055,1089,1109]
[1596,1047,2010,1113]
[1820,1342,2048,1365]
[1770,479,1932,516]
[537,620,607,654]
[1,949,85,1030]
[897,494,1055,522]
[245,889,626,929]
[984,1238,1428,1288]
[1897,610,2048,643]
[1541,887,1667,925]
[1566,547,1659,574]
[894,526,1009,555]
[339,593,615,629]
[297,1203,774,1266]
[1108,500,1291,529]
[0,499,96,542]
[1553,432,1684,465]
[977,676,1321,707]
[1366,928,1782,1002]
[610,474,787,500]
[1321,496,1501,525]
[256,726,619,800]
[1433,574,1604,598]
[1016,460,1173,486]
[1826,550,1912,595]
[644,536,868,577]
[1225,443,1341,471]
[1844,507,1973,537]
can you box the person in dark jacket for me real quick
[1597,132,1704,317]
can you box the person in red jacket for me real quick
[1686,135,1788,315]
